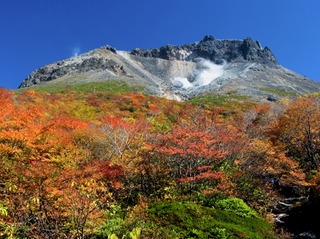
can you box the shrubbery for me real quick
[214,197,259,218]
[2,86,318,238]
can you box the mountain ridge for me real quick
[19,36,320,101]
[131,35,278,65]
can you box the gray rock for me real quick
[267,95,277,102]
[131,35,278,65]
[19,47,126,88]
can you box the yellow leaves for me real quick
[4,182,18,193]
[74,178,107,196]
[0,203,8,217]
[0,223,16,239]
[70,180,76,188]
[30,196,40,208]
[0,143,22,154]
[250,139,274,155]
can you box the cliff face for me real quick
[19,36,320,101]
[131,35,278,65]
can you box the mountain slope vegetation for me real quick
[1,83,320,238]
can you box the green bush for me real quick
[214,197,259,218]
[209,227,231,239]
[146,200,276,239]
[94,204,127,238]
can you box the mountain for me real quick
[19,36,320,101]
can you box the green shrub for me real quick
[209,227,231,239]
[146,200,276,239]
[214,197,259,218]
[94,204,127,238]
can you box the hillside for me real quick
[3,36,320,238]
[19,36,320,102]
[1,83,320,238]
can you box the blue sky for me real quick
[1,0,319,89]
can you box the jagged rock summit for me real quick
[131,35,277,65]
[19,36,320,101]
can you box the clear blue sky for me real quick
[1,0,320,89]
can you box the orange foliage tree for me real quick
[270,97,320,172]
[0,89,125,238]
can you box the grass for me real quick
[259,87,299,97]
[189,91,250,106]
[17,79,144,94]
[189,91,256,116]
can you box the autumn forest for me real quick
[1,82,320,238]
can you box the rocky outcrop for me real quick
[19,46,125,88]
[131,35,278,65]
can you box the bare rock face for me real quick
[19,36,320,101]
[131,35,278,65]
[19,46,126,88]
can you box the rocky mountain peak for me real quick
[200,35,216,42]
[131,35,278,65]
[18,36,320,102]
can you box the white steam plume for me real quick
[172,77,193,88]
[72,46,81,57]
[172,58,225,89]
